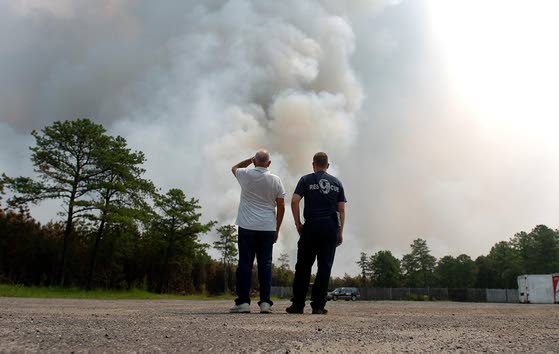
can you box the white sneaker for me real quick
[259,302,272,314]
[229,303,250,313]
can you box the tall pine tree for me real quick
[4,118,111,286]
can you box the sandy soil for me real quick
[0,298,557,352]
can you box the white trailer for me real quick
[517,274,559,304]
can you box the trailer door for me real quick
[553,275,559,304]
[517,275,528,303]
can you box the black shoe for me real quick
[285,305,304,314]
[312,308,328,315]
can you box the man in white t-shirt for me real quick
[230,149,286,313]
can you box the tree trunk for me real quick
[223,257,228,293]
[59,190,76,287]
[86,216,106,290]
[86,194,110,290]
[158,230,175,294]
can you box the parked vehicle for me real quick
[517,274,559,304]
[327,287,360,301]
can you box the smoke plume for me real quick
[0,0,397,270]
[2,0,558,275]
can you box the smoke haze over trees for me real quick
[2,119,558,293]
[1,0,559,277]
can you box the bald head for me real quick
[254,149,271,167]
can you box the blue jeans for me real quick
[235,227,275,305]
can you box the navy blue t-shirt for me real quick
[294,171,347,222]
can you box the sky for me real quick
[1,0,558,276]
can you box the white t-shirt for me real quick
[235,167,286,231]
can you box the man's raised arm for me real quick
[231,157,254,177]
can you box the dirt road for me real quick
[0,298,557,352]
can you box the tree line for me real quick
[339,227,559,290]
[1,118,558,293]
[0,118,295,293]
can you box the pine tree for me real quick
[356,252,370,286]
[4,118,111,286]
[401,238,436,287]
[152,189,215,293]
[214,225,238,292]
[84,135,155,289]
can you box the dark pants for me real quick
[291,218,338,310]
[235,227,275,305]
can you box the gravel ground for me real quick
[0,298,558,352]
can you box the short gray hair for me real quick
[254,149,270,164]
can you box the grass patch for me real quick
[0,284,235,300]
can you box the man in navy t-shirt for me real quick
[286,152,346,314]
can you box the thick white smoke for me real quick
[0,0,397,270]
[5,1,558,276]
[112,0,374,260]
